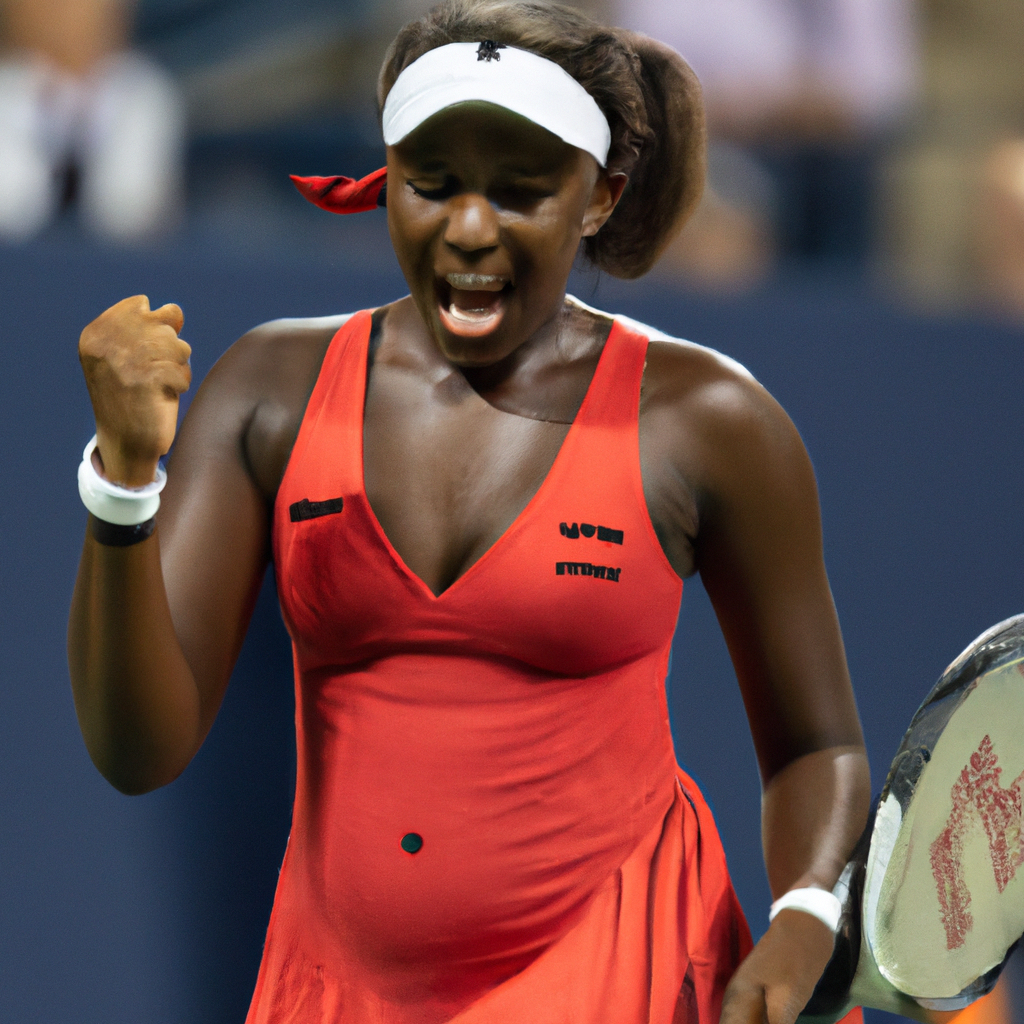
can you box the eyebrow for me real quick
[504,167,556,178]
[410,160,449,174]
[409,159,557,178]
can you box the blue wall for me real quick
[2,228,1022,1022]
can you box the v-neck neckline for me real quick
[356,314,623,601]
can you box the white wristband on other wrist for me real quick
[78,435,167,526]
[769,886,843,934]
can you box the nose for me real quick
[443,193,500,253]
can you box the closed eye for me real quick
[489,183,555,210]
[407,176,556,209]
[408,177,458,201]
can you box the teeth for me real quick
[448,303,497,322]
[445,273,508,290]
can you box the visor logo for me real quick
[477,40,506,61]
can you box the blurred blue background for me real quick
[1,1,1023,1023]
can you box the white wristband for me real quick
[78,435,166,526]
[769,887,843,934]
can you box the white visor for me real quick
[382,42,612,168]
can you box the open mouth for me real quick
[437,273,512,337]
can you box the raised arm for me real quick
[68,297,335,794]
[68,295,269,793]
[642,341,871,1024]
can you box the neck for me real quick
[381,293,608,425]
[459,299,568,396]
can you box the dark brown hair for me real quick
[378,0,706,279]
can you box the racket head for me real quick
[864,614,1024,1010]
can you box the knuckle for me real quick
[78,330,102,360]
[104,295,147,322]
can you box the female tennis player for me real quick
[68,2,882,1022]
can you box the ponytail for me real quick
[585,32,706,278]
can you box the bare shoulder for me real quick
[601,307,784,444]
[175,313,355,500]
[621,312,815,529]
[642,333,775,435]
[569,297,765,427]
[208,313,353,392]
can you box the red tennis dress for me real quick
[251,310,753,1023]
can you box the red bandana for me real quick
[290,167,388,214]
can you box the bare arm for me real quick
[699,372,869,1022]
[68,296,336,794]
[642,342,871,1023]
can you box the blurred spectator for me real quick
[617,0,918,288]
[977,140,1024,318]
[142,0,609,136]
[881,0,1024,318]
[0,0,184,242]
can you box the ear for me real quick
[581,171,629,238]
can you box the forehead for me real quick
[391,102,580,172]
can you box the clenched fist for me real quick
[79,295,191,487]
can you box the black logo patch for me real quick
[290,497,344,522]
[559,522,624,545]
[477,40,506,61]
[556,562,621,582]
